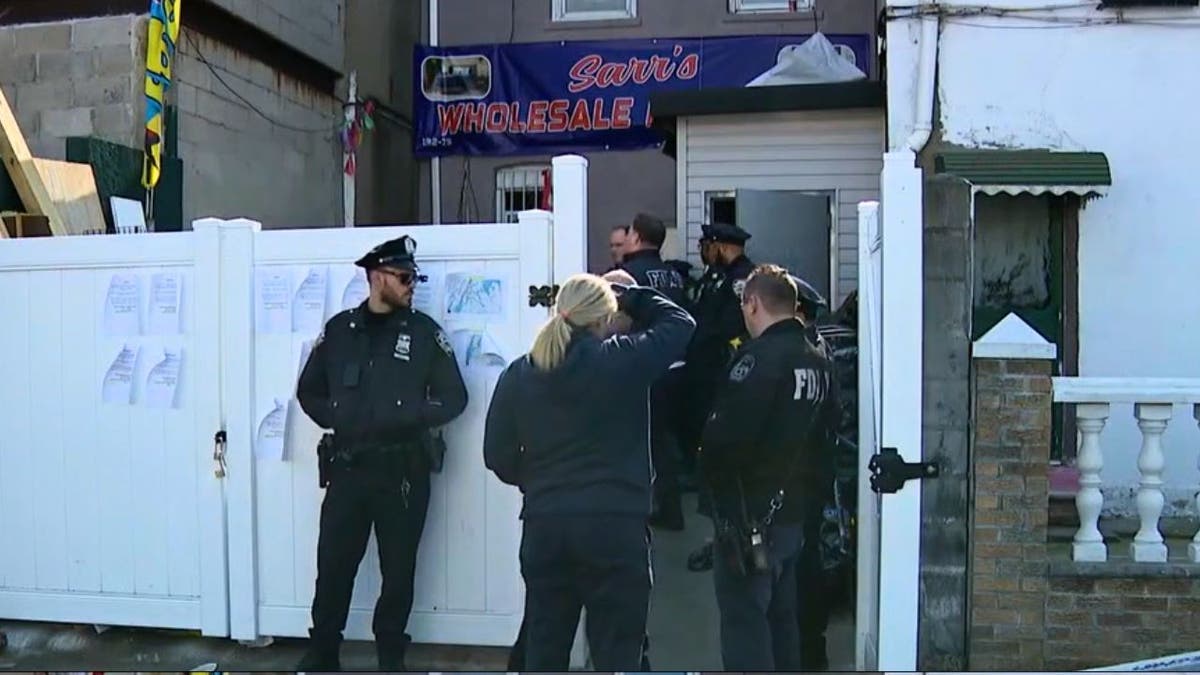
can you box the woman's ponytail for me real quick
[528,273,618,371]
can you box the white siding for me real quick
[680,109,884,305]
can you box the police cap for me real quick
[790,274,828,315]
[700,222,751,246]
[355,235,419,270]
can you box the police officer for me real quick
[620,213,690,531]
[682,222,754,570]
[484,273,694,671]
[296,235,468,671]
[699,264,837,671]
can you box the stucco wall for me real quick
[889,9,1200,510]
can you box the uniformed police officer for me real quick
[699,264,837,671]
[682,222,754,570]
[620,213,690,531]
[296,235,468,671]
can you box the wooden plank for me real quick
[0,88,67,236]
[32,159,106,235]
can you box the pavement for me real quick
[0,495,854,671]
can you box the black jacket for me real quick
[700,318,837,525]
[619,249,689,309]
[483,286,695,518]
[683,254,755,409]
[297,303,468,446]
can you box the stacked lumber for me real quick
[0,87,107,237]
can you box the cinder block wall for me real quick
[969,357,1200,670]
[0,16,143,159]
[173,30,341,227]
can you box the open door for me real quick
[856,155,928,670]
[735,189,832,296]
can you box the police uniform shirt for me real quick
[297,303,468,445]
[620,249,689,308]
[700,317,835,524]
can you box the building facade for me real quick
[428,0,881,272]
[0,0,347,230]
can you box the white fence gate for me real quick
[0,233,228,636]
[0,156,589,648]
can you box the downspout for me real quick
[904,11,939,153]
[430,0,442,224]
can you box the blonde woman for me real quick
[483,273,694,671]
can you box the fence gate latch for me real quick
[528,284,559,308]
[868,447,939,494]
[213,430,228,479]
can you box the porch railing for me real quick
[1051,377,1200,563]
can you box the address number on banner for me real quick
[420,137,453,149]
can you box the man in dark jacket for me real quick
[700,264,837,671]
[295,235,469,671]
[484,277,694,670]
[620,212,690,531]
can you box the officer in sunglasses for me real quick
[296,235,468,671]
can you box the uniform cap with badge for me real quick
[355,235,429,282]
[789,274,828,316]
[700,222,752,246]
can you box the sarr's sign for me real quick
[413,34,870,157]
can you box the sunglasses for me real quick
[378,268,426,286]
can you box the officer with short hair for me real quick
[296,235,469,671]
[620,212,690,530]
[700,264,837,671]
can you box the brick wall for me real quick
[969,357,1052,670]
[0,16,142,160]
[969,356,1200,670]
[173,29,341,227]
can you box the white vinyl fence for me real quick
[0,155,590,647]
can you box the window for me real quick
[552,0,637,22]
[728,0,813,13]
[495,165,549,223]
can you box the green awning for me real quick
[934,150,1112,196]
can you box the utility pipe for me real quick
[904,12,939,153]
[430,0,442,224]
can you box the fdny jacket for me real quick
[482,286,695,518]
[297,303,468,446]
[700,317,838,525]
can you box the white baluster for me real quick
[1132,403,1172,563]
[1191,404,1200,563]
[1074,402,1109,562]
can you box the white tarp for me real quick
[746,32,867,87]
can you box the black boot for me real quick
[377,633,411,670]
[296,637,341,672]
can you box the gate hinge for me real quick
[528,284,559,308]
[868,447,939,494]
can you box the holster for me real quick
[422,429,448,474]
[316,432,336,489]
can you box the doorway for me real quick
[704,189,836,298]
[642,188,852,670]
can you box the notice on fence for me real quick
[256,269,293,334]
[103,273,142,336]
[256,399,287,460]
[144,349,182,409]
[342,269,368,311]
[292,266,328,333]
[449,328,508,370]
[148,272,182,335]
[102,345,139,404]
[444,272,506,319]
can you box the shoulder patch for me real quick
[732,279,747,300]
[435,328,454,356]
[729,353,756,383]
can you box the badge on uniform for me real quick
[729,354,756,383]
[435,329,454,357]
[393,333,412,361]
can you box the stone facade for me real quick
[969,356,1200,670]
[969,357,1052,670]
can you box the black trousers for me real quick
[309,455,431,650]
[519,515,652,671]
[650,412,684,521]
[508,617,652,671]
[797,513,832,668]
